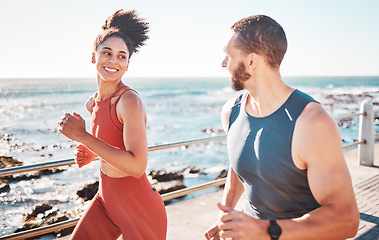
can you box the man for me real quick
[205,15,359,240]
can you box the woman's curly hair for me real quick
[94,9,149,58]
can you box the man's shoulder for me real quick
[299,102,333,126]
[221,93,245,133]
[222,93,246,119]
[296,102,339,142]
[293,101,343,169]
[222,97,238,113]
[223,92,245,112]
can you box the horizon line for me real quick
[1,75,379,80]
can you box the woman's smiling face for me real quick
[92,36,130,82]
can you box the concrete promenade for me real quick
[58,143,379,239]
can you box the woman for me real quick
[58,9,167,240]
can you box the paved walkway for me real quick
[343,144,379,239]
[57,143,379,239]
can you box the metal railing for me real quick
[0,178,227,240]
[0,135,226,178]
[0,136,227,240]
[0,103,378,240]
[334,112,365,121]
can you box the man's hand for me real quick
[217,203,268,240]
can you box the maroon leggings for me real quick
[70,171,167,240]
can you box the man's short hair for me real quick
[231,15,287,69]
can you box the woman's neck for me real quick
[96,76,124,100]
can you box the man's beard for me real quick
[231,62,251,91]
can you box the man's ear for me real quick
[91,52,96,64]
[248,53,257,69]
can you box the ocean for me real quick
[0,76,378,236]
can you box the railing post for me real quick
[358,100,374,166]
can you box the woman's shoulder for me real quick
[118,87,141,103]
[117,88,144,112]
[85,93,97,113]
[116,88,146,124]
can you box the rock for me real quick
[216,169,228,179]
[24,204,53,221]
[15,208,73,239]
[0,182,10,193]
[154,180,186,195]
[2,173,41,182]
[0,156,40,185]
[14,222,40,233]
[40,153,53,158]
[46,214,69,225]
[0,133,15,143]
[216,169,228,188]
[56,225,76,238]
[2,168,66,183]
[149,169,188,203]
[0,156,22,169]
[149,170,184,182]
[77,181,99,201]
[337,118,353,128]
[181,165,205,176]
[38,168,65,176]
[202,127,225,135]
[42,209,58,220]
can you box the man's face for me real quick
[222,34,251,91]
[230,62,251,91]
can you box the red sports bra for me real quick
[90,86,137,150]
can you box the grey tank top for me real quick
[227,89,321,220]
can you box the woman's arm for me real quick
[59,91,148,178]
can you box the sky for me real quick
[0,0,378,78]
